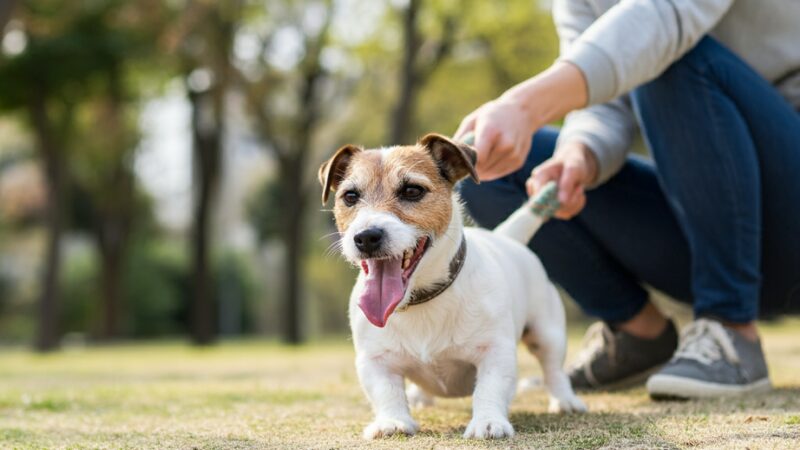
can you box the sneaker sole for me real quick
[573,364,665,392]
[646,374,772,400]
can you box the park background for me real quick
[0,0,562,349]
[1,1,798,448]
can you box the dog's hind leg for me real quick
[406,382,435,409]
[523,285,587,413]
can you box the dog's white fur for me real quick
[347,193,586,440]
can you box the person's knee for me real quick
[637,36,725,98]
[457,178,481,212]
[670,36,725,73]
[457,178,503,228]
[529,126,560,166]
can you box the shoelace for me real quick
[673,319,740,366]
[571,322,617,370]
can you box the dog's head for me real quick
[319,133,478,327]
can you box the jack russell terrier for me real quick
[318,133,586,440]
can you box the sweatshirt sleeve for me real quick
[556,0,734,105]
[553,0,637,186]
[557,98,637,187]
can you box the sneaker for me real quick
[568,320,678,391]
[647,318,771,400]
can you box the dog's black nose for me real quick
[354,228,384,254]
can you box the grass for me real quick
[0,319,799,449]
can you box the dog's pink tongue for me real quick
[358,258,404,327]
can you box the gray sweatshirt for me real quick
[553,0,800,186]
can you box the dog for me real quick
[318,133,586,440]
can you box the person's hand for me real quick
[453,62,589,182]
[454,96,540,181]
[526,141,598,220]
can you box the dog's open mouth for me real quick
[358,236,430,328]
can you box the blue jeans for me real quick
[461,37,800,324]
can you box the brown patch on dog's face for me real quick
[318,135,478,250]
[318,136,477,240]
[332,146,452,238]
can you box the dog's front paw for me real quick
[463,416,514,439]
[548,394,588,414]
[363,416,419,439]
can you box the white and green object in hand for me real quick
[459,131,560,243]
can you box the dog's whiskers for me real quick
[319,231,343,241]
[323,240,345,258]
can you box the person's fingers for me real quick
[527,164,560,197]
[454,112,478,141]
[525,177,535,197]
[480,135,516,180]
[554,190,586,220]
[566,185,585,211]
[531,161,562,193]
[558,164,584,205]
[473,124,501,178]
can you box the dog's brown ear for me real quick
[420,133,479,184]
[319,144,361,204]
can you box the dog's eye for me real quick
[399,184,426,202]
[342,190,360,206]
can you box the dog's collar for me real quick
[401,236,467,309]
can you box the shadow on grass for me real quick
[642,386,800,413]
[412,387,800,448]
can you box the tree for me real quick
[235,0,336,344]
[0,2,90,350]
[0,0,161,347]
[168,0,241,345]
[390,0,459,143]
[72,76,139,340]
[69,2,165,339]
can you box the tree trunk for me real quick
[280,158,307,344]
[100,245,122,338]
[188,89,221,345]
[29,92,62,352]
[278,44,323,344]
[96,216,127,339]
[95,71,132,340]
[390,0,420,144]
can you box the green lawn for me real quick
[1,320,799,449]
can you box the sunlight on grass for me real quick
[0,320,798,448]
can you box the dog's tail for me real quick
[492,181,559,244]
[457,132,560,244]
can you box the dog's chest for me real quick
[388,326,493,398]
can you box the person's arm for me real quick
[533,0,733,215]
[454,61,588,181]
[455,0,735,211]
[548,0,637,188]
[559,0,734,105]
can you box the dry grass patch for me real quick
[0,319,798,449]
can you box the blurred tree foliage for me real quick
[235,0,347,344]
[0,0,175,348]
[166,0,240,346]
[339,0,558,146]
[0,0,139,349]
[246,177,283,242]
[0,0,560,347]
